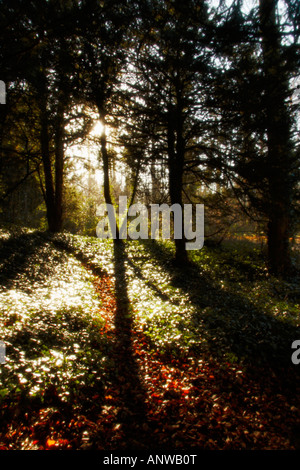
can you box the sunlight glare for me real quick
[91,120,105,137]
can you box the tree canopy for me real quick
[0,0,299,276]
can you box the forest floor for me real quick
[0,227,299,451]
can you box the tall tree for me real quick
[125,0,211,265]
[259,0,299,276]
[73,0,136,240]
[209,0,299,277]
[0,1,79,232]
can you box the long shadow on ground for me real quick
[4,232,298,449]
[51,234,162,450]
[132,240,300,448]
[51,235,300,449]
[0,231,47,290]
[138,240,300,373]
[111,239,159,450]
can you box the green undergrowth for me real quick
[0,230,111,415]
[0,228,299,449]
[1,228,299,413]
[52,232,300,369]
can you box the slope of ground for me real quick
[0,229,299,450]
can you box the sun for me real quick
[91,120,108,137]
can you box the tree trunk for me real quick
[40,98,56,232]
[53,102,65,233]
[40,91,65,233]
[99,112,119,241]
[259,0,292,277]
[167,105,188,266]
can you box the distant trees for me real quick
[0,81,44,226]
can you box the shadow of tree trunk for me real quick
[112,239,157,450]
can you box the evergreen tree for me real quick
[209,0,299,276]
[259,0,299,276]
[0,0,93,232]
[123,0,212,265]
[72,0,137,240]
